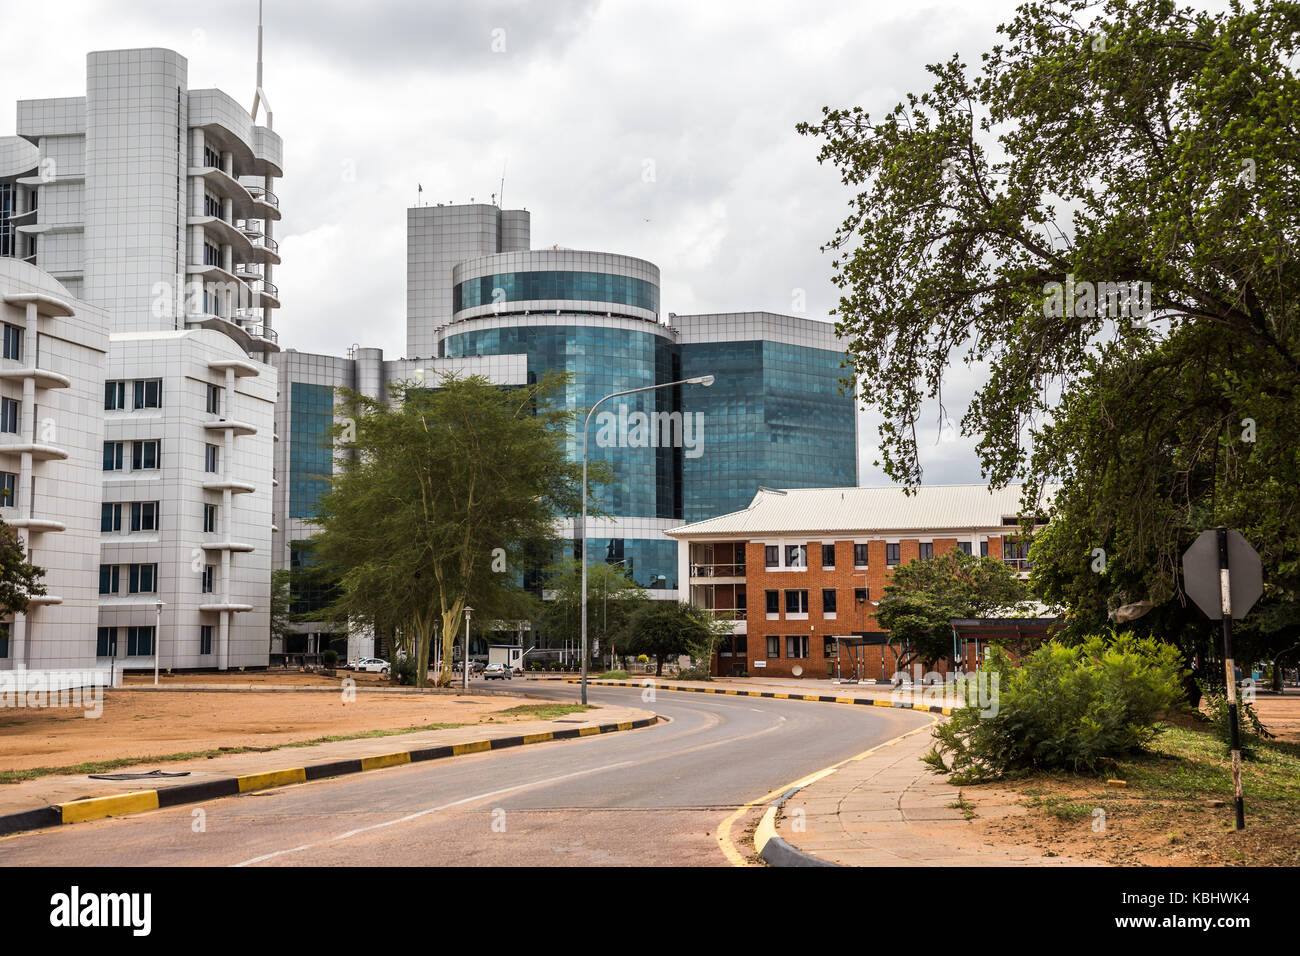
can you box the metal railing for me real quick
[246,185,279,208]
[249,234,278,254]
[690,563,746,578]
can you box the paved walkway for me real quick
[774,719,1098,866]
[0,703,650,818]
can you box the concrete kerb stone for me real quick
[0,715,660,838]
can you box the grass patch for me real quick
[495,703,595,719]
[597,671,631,681]
[948,796,977,820]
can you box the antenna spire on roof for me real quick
[251,0,273,129]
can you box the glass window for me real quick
[0,471,16,507]
[785,635,809,659]
[854,543,869,567]
[766,636,780,658]
[127,626,155,656]
[101,502,122,532]
[821,544,835,568]
[0,397,19,433]
[103,441,124,471]
[958,541,972,555]
[785,544,807,568]
[2,323,21,361]
[764,545,778,569]
[886,543,901,566]
[202,565,214,594]
[204,444,219,473]
[132,440,160,470]
[99,564,119,595]
[0,621,7,659]
[822,589,837,614]
[131,501,158,532]
[133,379,162,409]
[980,540,989,558]
[765,590,779,615]
[206,383,221,416]
[200,625,213,655]
[785,589,809,614]
[128,563,158,594]
[855,587,869,604]
[203,503,217,534]
[919,542,933,560]
[96,626,118,657]
[104,380,126,410]
[823,636,839,658]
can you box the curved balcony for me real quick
[237,218,265,239]
[203,418,258,437]
[0,442,68,461]
[245,234,280,266]
[199,602,254,614]
[208,359,261,378]
[246,184,278,209]
[200,540,255,554]
[0,367,71,390]
[202,478,256,494]
[6,517,67,533]
[2,292,75,317]
[190,215,255,259]
[27,594,64,607]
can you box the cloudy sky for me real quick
[5,0,1211,486]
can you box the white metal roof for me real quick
[666,483,1061,539]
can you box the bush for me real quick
[677,665,711,681]
[390,655,418,686]
[322,649,338,668]
[925,633,1186,783]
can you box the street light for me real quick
[153,599,165,685]
[463,606,473,691]
[579,375,715,704]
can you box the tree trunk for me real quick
[655,654,664,677]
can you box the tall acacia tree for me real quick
[800,0,1300,657]
[312,373,598,686]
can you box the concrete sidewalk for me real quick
[0,702,652,822]
[773,719,1098,866]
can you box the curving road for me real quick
[0,682,932,867]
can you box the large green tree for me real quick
[0,519,45,617]
[876,550,1031,671]
[539,558,650,665]
[800,0,1300,664]
[625,601,711,676]
[311,373,595,686]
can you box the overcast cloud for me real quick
[5,0,1198,487]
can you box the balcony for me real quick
[690,563,746,579]
[246,184,278,209]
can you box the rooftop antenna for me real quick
[251,0,273,129]
[499,158,507,208]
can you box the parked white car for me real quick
[354,657,390,674]
[483,662,512,680]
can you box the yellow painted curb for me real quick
[360,752,411,772]
[452,740,492,756]
[61,790,160,824]
[237,768,307,793]
[522,732,554,744]
[578,726,601,736]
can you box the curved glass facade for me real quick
[453,271,659,314]
[443,323,680,522]
[680,340,857,522]
[289,382,334,520]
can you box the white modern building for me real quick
[0,257,109,670]
[1,44,282,670]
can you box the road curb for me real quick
[0,715,660,838]
[569,679,953,715]
[755,802,841,868]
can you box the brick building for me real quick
[667,483,1059,679]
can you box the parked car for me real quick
[354,657,390,674]
[483,662,512,680]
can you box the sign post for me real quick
[1182,527,1263,831]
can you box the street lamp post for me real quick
[153,599,165,685]
[579,375,714,704]
[463,606,473,692]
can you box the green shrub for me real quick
[677,665,712,681]
[390,655,418,686]
[926,633,1186,783]
[322,649,338,668]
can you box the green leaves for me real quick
[0,519,45,617]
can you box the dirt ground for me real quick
[961,697,1300,867]
[121,669,397,687]
[0,684,559,774]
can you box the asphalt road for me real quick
[0,682,931,867]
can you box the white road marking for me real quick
[232,758,639,867]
